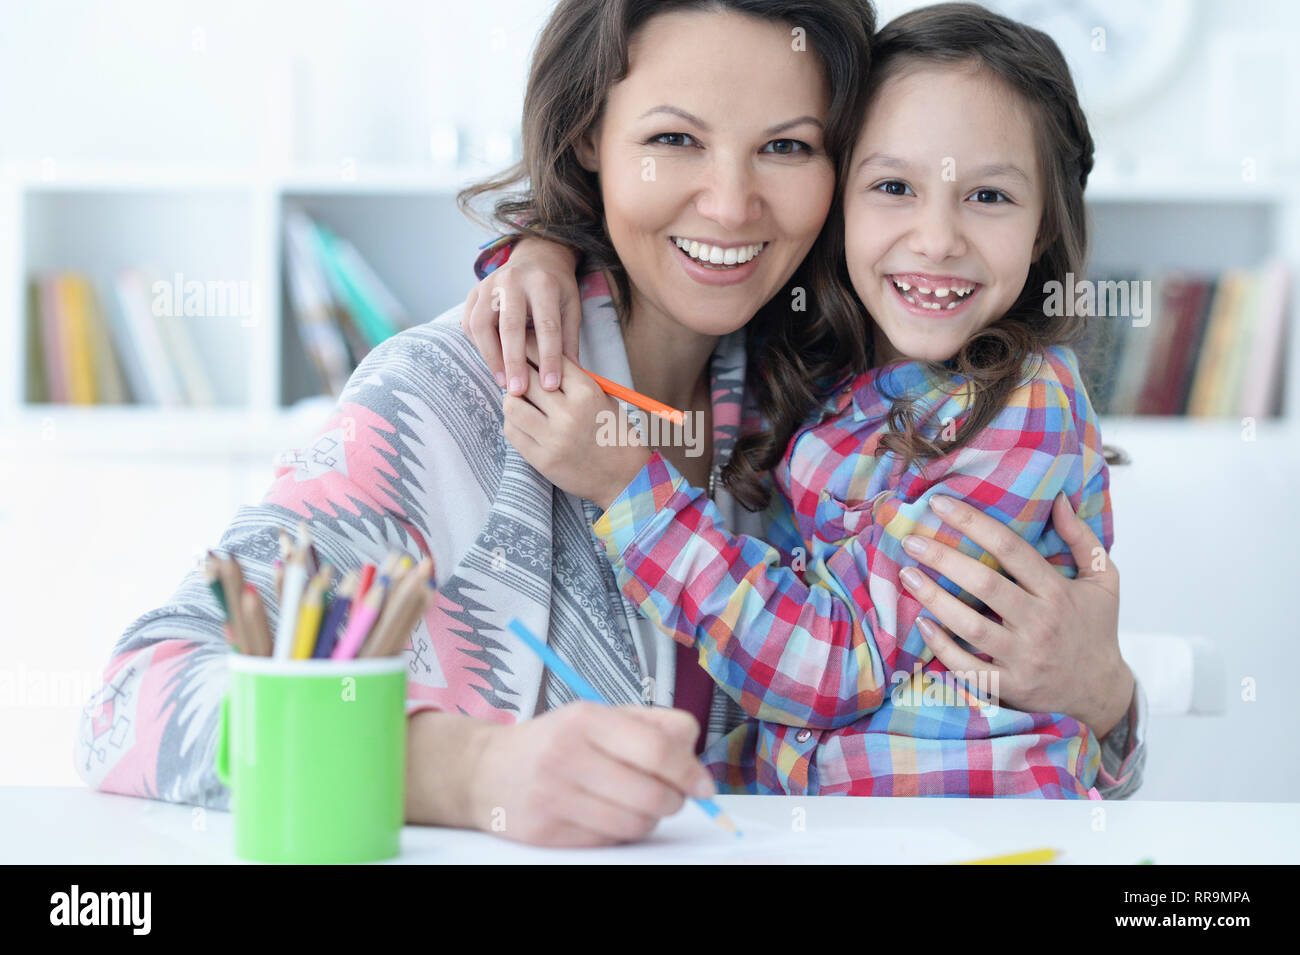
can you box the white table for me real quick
[3,787,1297,864]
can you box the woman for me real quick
[75,0,1141,849]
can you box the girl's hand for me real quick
[899,491,1134,739]
[502,332,653,510]
[468,702,715,847]
[462,236,582,396]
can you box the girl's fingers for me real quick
[898,565,1013,660]
[916,616,1010,697]
[928,495,1066,601]
[901,532,1028,624]
[501,398,548,446]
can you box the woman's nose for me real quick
[695,159,762,230]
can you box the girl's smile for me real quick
[885,272,983,316]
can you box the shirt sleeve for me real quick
[74,328,455,808]
[474,234,515,279]
[1095,673,1148,798]
[590,349,1113,732]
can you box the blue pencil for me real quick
[507,617,741,838]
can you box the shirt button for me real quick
[796,728,812,743]
[818,489,831,503]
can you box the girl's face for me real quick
[843,63,1045,364]
[576,10,835,337]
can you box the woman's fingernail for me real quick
[495,372,506,388]
[900,566,926,590]
[917,616,937,639]
[692,775,717,800]
[544,373,560,389]
[901,534,926,557]
[509,376,524,394]
[930,494,954,515]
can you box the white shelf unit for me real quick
[1085,176,1300,451]
[1,165,497,456]
[1,165,1296,456]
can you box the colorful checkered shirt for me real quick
[591,345,1113,797]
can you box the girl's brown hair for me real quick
[851,2,1126,470]
[458,0,877,510]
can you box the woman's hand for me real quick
[502,333,653,510]
[899,491,1134,739]
[462,236,582,396]
[466,702,715,847]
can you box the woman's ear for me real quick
[574,126,600,172]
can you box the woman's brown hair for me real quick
[852,2,1127,470]
[458,0,877,510]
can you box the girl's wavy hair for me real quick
[458,0,877,510]
[857,2,1128,471]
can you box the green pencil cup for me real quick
[215,655,407,863]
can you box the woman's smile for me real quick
[669,235,770,286]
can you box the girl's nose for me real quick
[908,200,967,263]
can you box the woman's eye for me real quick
[970,188,1010,204]
[873,180,914,197]
[650,132,696,147]
[763,139,811,155]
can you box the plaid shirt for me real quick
[591,346,1113,797]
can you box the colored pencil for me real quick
[272,527,310,659]
[954,847,1060,865]
[585,370,686,427]
[291,564,334,659]
[216,554,251,655]
[204,553,244,653]
[223,556,270,657]
[240,583,274,658]
[505,617,740,838]
[313,570,358,658]
[359,556,435,658]
[356,563,377,602]
[330,573,389,660]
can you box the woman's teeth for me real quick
[673,237,766,268]
[891,277,977,310]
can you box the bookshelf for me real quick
[2,163,1296,459]
[1,163,495,456]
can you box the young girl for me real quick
[481,3,1123,797]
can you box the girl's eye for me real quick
[762,139,811,155]
[873,180,914,197]
[649,133,697,147]
[970,188,1010,204]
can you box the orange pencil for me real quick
[585,370,686,427]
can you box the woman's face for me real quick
[842,63,1045,364]
[577,9,835,337]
